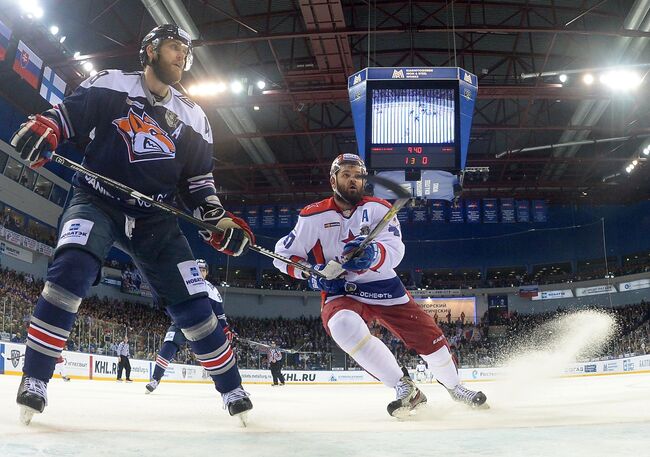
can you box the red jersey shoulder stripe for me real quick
[300,198,339,217]
[358,196,392,210]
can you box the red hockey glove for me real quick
[10,114,61,169]
[196,201,255,256]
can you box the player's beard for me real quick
[335,181,363,206]
[151,56,182,86]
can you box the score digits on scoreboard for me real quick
[369,144,456,169]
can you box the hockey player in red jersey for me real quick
[274,154,487,417]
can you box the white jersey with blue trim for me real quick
[49,69,217,214]
[274,196,408,306]
[205,280,223,303]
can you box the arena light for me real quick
[82,61,94,72]
[558,74,567,83]
[59,35,66,44]
[256,80,266,90]
[643,146,650,156]
[230,80,243,94]
[73,51,81,60]
[600,70,643,90]
[89,69,98,77]
[632,159,638,166]
[583,73,594,85]
[20,0,43,18]
[50,25,59,36]
[187,82,228,97]
[253,105,260,111]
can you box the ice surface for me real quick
[0,372,648,457]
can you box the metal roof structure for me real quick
[2,0,650,205]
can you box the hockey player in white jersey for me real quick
[274,154,487,417]
[146,259,236,394]
[415,359,427,383]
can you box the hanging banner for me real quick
[575,284,617,297]
[4,229,23,245]
[0,18,11,61]
[410,206,428,223]
[516,200,530,223]
[277,205,293,228]
[22,237,38,251]
[533,200,548,223]
[39,66,67,106]
[429,200,447,223]
[261,205,277,229]
[482,198,498,223]
[465,199,480,223]
[500,198,515,223]
[244,207,260,228]
[13,40,43,89]
[37,243,54,257]
[450,200,464,223]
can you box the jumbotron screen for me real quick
[366,84,459,171]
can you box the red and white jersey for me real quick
[274,196,408,306]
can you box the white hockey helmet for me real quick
[330,153,366,178]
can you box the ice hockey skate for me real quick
[387,368,427,418]
[447,384,489,409]
[145,379,159,394]
[16,375,48,425]
[222,387,253,426]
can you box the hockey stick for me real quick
[48,152,328,279]
[319,174,412,280]
[237,339,319,354]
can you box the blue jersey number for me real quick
[283,232,296,249]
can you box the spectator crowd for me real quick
[1,266,649,371]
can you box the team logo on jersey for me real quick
[165,110,179,128]
[360,225,370,235]
[341,230,356,244]
[113,108,176,163]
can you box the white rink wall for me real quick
[1,342,649,384]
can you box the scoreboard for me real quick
[348,67,477,175]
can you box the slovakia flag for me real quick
[13,40,43,89]
[0,19,11,61]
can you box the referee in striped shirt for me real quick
[268,341,285,386]
[116,336,132,382]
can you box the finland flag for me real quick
[40,66,67,106]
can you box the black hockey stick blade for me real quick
[364,174,411,200]
[344,174,411,258]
